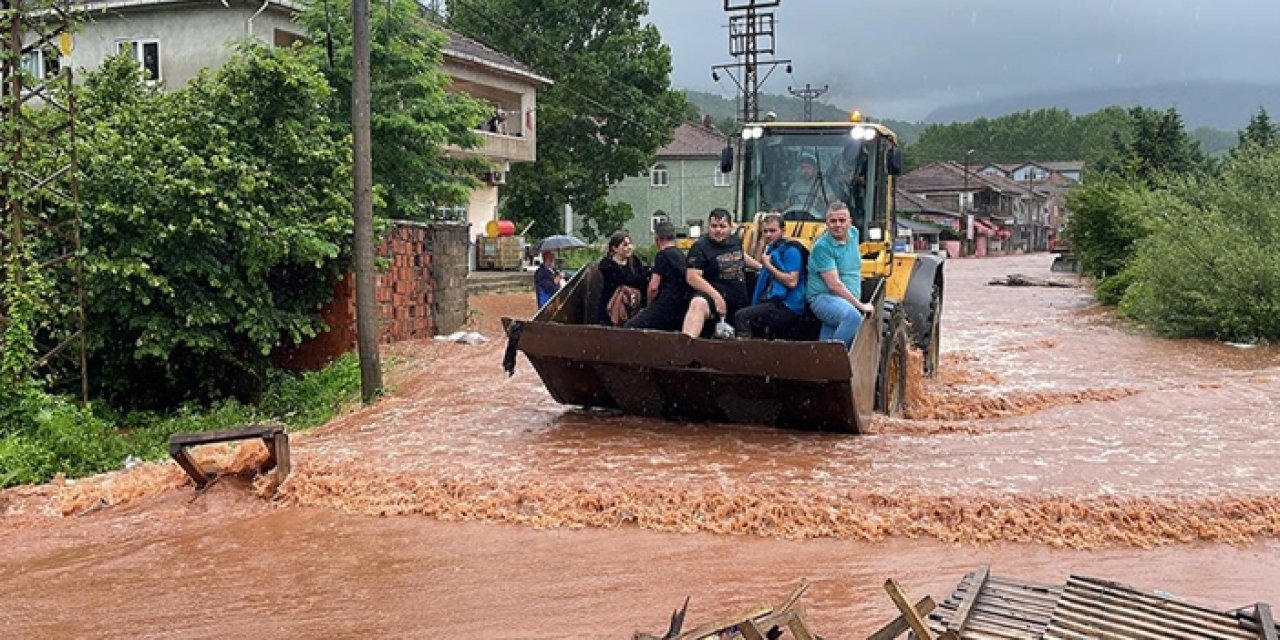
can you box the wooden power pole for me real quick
[351,0,381,402]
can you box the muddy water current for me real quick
[4,253,1280,638]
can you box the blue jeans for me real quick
[809,293,864,350]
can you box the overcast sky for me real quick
[646,1,1280,121]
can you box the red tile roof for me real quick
[894,188,961,217]
[899,161,1023,194]
[658,122,729,158]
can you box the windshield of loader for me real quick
[742,127,882,236]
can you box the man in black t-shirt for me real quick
[625,222,689,331]
[681,208,748,338]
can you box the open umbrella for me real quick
[536,234,587,252]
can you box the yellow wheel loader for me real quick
[503,118,945,433]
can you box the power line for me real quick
[711,0,791,123]
[787,82,828,121]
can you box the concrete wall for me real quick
[278,221,470,370]
[67,2,300,87]
[606,157,735,243]
[424,222,470,333]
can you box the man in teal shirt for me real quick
[806,202,874,349]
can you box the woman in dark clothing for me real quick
[596,231,649,325]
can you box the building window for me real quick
[714,167,731,187]
[117,39,161,83]
[21,48,60,83]
[651,212,669,232]
[650,163,668,187]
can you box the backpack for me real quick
[761,239,809,301]
[779,238,810,273]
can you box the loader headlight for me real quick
[742,126,764,140]
[851,126,877,141]
[868,226,883,241]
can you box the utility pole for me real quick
[351,0,381,402]
[962,149,974,245]
[712,1,791,124]
[1,1,88,401]
[787,82,828,121]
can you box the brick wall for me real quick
[277,220,471,371]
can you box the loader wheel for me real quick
[875,302,909,417]
[921,278,943,378]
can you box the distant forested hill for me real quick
[682,89,1238,157]
[683,90,927,145]
[925,83,1280,132]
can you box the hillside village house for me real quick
[605,120,734,243]
[980,161,1084,184]
[47,0,549,269]
[897,161,1072,256]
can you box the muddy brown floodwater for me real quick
[4,253,1280,639]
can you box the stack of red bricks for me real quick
[376,224,435,343]
[278,220,468,371]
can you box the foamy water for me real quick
[22,254,1280,551]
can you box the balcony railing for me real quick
[448,130,534,164]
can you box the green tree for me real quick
[1235,107,1279,152]
[1063,177,1151,281]
[1096,107,1206,180]
[298,0,490,219]
[1120,148,1280,341]
[903,106,1135,173]
[449,0,689,238]
[78,47,354,408]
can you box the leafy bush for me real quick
[558,246,606,270]
[1118,149,1280,341]
[1064,177,1152,279]
[78,46,353,408]
[0,354,361,488]
[1094,269,1136,306]
[257,354,361,429]
[0,398,127,485]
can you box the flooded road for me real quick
[4,253,1280,638]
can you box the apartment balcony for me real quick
[454,130,535,164]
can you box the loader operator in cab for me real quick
[682,208,748,338]
[784,153,833,220]
[806,201,874,350]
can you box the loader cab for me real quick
[738,122,897,246]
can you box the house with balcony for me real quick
[899,161,1064,255]
[50,0,549,251]
[606,119,735,243]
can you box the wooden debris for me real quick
[867,596,935,640]
[633,580,818,640]
[988,273,1078,288]
[883,579,957,640]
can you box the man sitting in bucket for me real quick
[806,201,874,349]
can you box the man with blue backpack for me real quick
[734,214,807,339]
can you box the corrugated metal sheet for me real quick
[1044,576,1275,640]
[926,569,1279,640]
[930,567,1060,639]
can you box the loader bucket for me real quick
[504,265,880,433]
